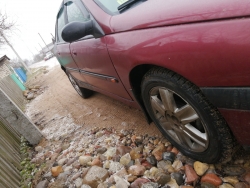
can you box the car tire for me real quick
[67,72,93,99]
[141,67,233,163]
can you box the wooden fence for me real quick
[0,75,26,111]
[0,116,21,188]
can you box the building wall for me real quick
[0,60,11,80]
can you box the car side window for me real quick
[56,7,66,42]
[66,1,89,23]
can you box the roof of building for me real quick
[0,55,10,63]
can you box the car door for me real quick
[55,1,85,82]
[65,0,132,99]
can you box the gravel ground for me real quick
[24,59,250,188]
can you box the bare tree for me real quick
[0,11,15,46]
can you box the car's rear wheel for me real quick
[141,68,233,163]
[67,72,93,99]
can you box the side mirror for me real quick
[61,20,93,43]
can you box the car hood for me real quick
[110,0,250,32]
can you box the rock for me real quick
[201,173,222,187]
[201,182,216,188]
[35,146,43,152]
[157,160,172,171]
[23,90,29,97]
[171,147,179,155]
[71,172,82,181]
[82,166,109,188]
[108,168,128,184]
[185,165,199,184]
[128,165,146,176]
[103,160,110,169]
[114,175,129,188]
[90,158,102,166]
[62,143,70,150]
[223,165,245,176]
[127,175,137,182]
[223,176,239,186]
[75,178,83,188]
[146,156,157,166]
[73,161,81,169]
[162,152,175,163]
[120,153,131,166]
[36,180,49,188]
[141,160,152,170]
[116,146,131,156]
[104,147,116,158]
[81,185,91,188]
[172,159,183,171]
[235,182,249,188]
[171,172,184,185]
[96,147,107,154]
[109,161,124,173]
[219,183,234,188]
[194,161,209,176]
[141,182,159,188]
[58,158,68,166]
[130,178,150,188]
[79,156,92,166]
[156,172,171,186]
[242,172,250,185]
[152,143,166,161]
[27,92,35,100]
[180,186,194,188]
[64,166,73,172]
[51,166,63,177]
[130,149,141,160]
[150,167,159,177]
[67,158,76,166]
[166,178,179,188]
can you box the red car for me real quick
[54,0,250,163]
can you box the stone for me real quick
[152,143,166,161]
[141,160,152,170]
[171,172,184,185]
[242,172,250,185]
[103,160,110,169]
[120,153,131,166]
[114,175,130,188]
[108,168,128,184]
[128,165,146,176]
[90,158,102,166]
[81,185,91,188]
[172,159,183,171]
[157,160,172,171]
[171,147,179,155]
[201,182,216,188]
[67,158,76,166]
[96,147,107,154]
[150,167,159,177]
[223,165,245,176]
[166,178,179,188]
[97,183,108,188]
[71,172,82,181]
[27,92,35,100]
[180,186,194,188]
[36,180,49,188]
[146,156,157,166]
[235,182,249,188]
[82,166,109,188]
[62,143,70,150]
[64,166,73,172]
[162,152,175,163]
[156,172,171,186]
[194,161,209,176]
[130,178,150,188]
[223,176,239,186]
[116,146,131,156]
[75,178,83,188]
[104,147,116,158]
[35,146,43,152]
[185,165,199,184]
[58,158,67,166]
[109,161,124,173]
[141,182,159,188]
[219,183,234,188]
[130,149,141,160]
[79,156,92,166]
[201,173,222,186]
[127,175,137,182]
[51,166,63,177]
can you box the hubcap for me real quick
[68,74,82,97]
[149,87,208,152]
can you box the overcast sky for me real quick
[0,0,62,60]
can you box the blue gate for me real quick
[14,68,27,82]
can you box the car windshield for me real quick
[94,0,129,14]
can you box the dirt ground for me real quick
[25,59,161,141]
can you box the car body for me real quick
[54,0,250,162]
